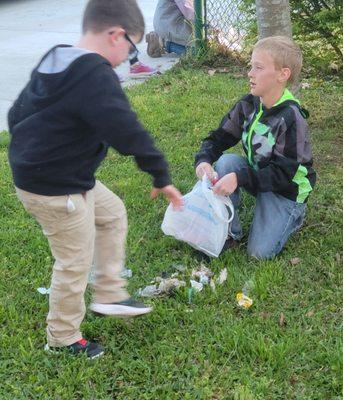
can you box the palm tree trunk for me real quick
[255,0,299,93]
[255,0,292,39]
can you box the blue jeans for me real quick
[165,41,186,55]
[215,154,307,259]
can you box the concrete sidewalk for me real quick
[0,0,178,131]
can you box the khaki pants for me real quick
[16,181,129,347]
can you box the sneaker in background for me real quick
[45,338,104,359]
[130,62,157,77]
[146,31,163,58]
[90,298,153,317]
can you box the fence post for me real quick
[194,0,205,54]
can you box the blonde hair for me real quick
[253,36,302,84]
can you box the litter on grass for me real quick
[172,264,186,273]
[217,268,228,285]
[121,268,133,278]
[138,277,186,297]
[190,279,203,292]
[138,264,229,299]
[37,287,51,295]
[191,265,214,282]
[236,292,253,309]
[242,279,255,295]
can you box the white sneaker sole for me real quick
[129,71,157,78]
[90,303,153,317]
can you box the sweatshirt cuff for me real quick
[194,157,212,168]
[153,173,172,188]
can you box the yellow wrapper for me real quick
[236,292,253,309]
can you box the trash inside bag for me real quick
[161,176,234,257]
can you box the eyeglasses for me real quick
[124,33,139,58]
[108,31,139,59]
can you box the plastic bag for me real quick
[161,176,234,257]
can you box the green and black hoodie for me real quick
[195,89,316,203]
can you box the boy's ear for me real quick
[108,27,125,45]
[279,67,291,83]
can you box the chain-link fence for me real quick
[195,0,256,56]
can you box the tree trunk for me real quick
[255,0,292,39]
[255,1,300,94]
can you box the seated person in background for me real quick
[146,0,194,57]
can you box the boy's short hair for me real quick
[253,36,302,84]
[82,0,145,40]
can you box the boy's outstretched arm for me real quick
[194,101,245,168]
[77,65,177,191]
[151,185,183,210]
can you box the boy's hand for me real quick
[195,162,216,181]
[151,185,183,210]
[213,173,238,196]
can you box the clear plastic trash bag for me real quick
[161,176,234,257]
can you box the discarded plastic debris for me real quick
[138,285,160,297]
[37,287,51,295]
[199,275,209,285]
[172,264,186,273]
[217,268,228,285]
[191,265,227,291]
[242,279,255,295]
[121,268,133,278]
[138,278,186,297]
[192,265,214,280]
[190,279,203,292]
[158,278,186,293]
[192,265,213,286]
[236,292,253,309]
[188,287,193,304]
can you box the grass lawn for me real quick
[0,69,342,399]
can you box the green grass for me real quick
[0,70,342,399]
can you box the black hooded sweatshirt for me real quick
[8,45,171,195]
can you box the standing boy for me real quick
[8,0,182,359]
[195,36,316,259]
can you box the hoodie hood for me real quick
[26,45,110,107]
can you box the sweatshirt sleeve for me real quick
[77,65,171,188]
[236,110,315,199]
[194,100,245,167]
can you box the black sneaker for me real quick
[220,237,240,254]
[90,298,153,317]
[45,338,104,359]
